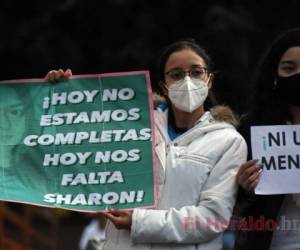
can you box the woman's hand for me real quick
[105,209,133,230]
[237,159,262,191]
[45,69,72,83]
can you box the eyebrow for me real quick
[190,64,206,68]
[280,60,295,65]
[166,64,206,72]
[1,104,23,109]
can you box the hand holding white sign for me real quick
[251,125,300,194]
[237,159,262,191]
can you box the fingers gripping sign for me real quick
[104,209,133,230]
[237,159,262,191]
[45,68,72,83]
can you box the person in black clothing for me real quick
[234,28,300,250]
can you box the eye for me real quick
[190,68,207,79]
[279,61,296,74]
[9,107,24,118]
[190,69,203,77]
[281,66,295,71]
[169,70,184,80]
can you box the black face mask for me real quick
[276,73,300,106]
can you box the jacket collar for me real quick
[155,105,238,145]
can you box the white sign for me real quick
[251,125,300,194]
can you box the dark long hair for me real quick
[249,28,300,125]
[154,39,217,110]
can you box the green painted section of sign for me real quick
[0,72,156,211]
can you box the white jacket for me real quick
[103,106,247,250]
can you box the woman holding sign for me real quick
[47,39,247,250]
[235,28,300,250]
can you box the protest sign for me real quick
[251,125,300,194]
[0,71,157,212]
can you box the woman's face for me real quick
[0,87,26,145]
[163,49,212,89]
[277,46,300,77]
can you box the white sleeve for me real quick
[131,135,247,244]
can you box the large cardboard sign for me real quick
[0,71,157,211]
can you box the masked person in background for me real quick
[79,215,107,250]
[46,39,247,250]
[235,28,300,250]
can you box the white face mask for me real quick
[167,76,209,113]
